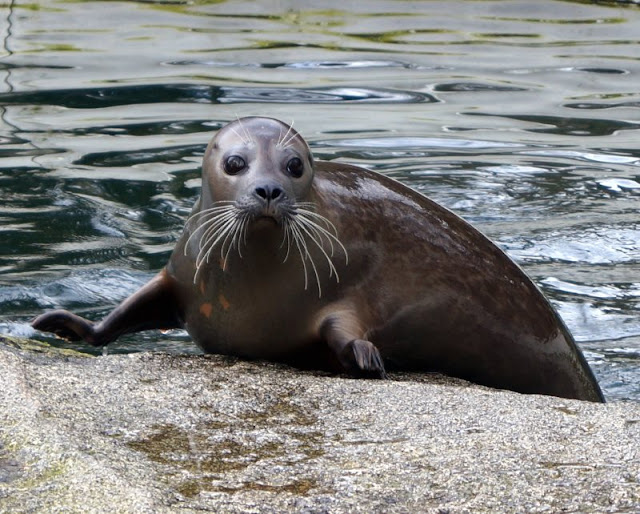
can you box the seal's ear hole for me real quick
[287,157,304,178]
[224,155,246,175]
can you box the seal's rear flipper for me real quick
[32,269,182,347]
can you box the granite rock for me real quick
[1,336,639,513]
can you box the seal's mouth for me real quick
[255,214,279,226]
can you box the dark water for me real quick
[0,0,638,401]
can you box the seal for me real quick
[32,116,605,402]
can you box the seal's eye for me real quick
[287,157,304,178]
[224,155,246,175]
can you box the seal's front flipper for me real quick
[319,309,387,379]
[32,309,96,343]
[339,339,388,379]
[32,269,182,347]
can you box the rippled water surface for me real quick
[1,0,638,401]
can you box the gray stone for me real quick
[0,335,638,513]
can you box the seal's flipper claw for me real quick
[341,339,387,379]
[374,350,388,380]
[318,309,386,379]
[32,309,98,345]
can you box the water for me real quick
[0,0,638,401]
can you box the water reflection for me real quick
[0,0,638,400]
[467,112,640,136]
[0,84,435,108]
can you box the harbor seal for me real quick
[32,116,605,402]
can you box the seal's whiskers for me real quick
[198,219,237,266]
[280,219,293,263]
[185,202,235,227]
[191,212,236,254]
[237,116,254,145]
[229,125,249,145]
[296,208,349,265]
[236,213,250,260]
[276,120,296,150]
[288,219,320,296]
[284,204,349,298]
[295,218,340,281]
[221,212,249,269]
[184,208,236,256]
[185,201,246,283]
[183,197,348,295]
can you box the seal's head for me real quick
[185,117,344,289]
[201,117,314,224]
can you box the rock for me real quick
[0,335,639,513]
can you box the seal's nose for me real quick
[254,184,282,202]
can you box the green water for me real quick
[0,0,638,400]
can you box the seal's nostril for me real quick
[255,185,282,201]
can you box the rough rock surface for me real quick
[1,336,639,513]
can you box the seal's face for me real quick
[185,117,346,292]
[202,117,314,224]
